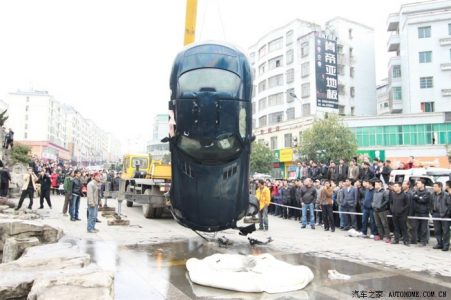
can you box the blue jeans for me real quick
[362,207,377,235]
[301,203,315,226]
[87,206,98,231]
[258,207,268,230]
[339,205,345,228]
[69,194,80,219]
[342,206,357,229]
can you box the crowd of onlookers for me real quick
[11,155,122,233]
[252,157,451,251]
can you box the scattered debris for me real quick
[328,270,351,280]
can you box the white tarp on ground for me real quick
[186,253,314,294]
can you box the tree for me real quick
[0,109,8,126]
[299,115,357,162]
[250,142,273,174]
[10,143,32,165]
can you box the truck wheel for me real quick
[126,201,133,207]
[142,189,163,219]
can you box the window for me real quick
[350,87,355,98]
[259,115,267,127]
[301,83,310,98]
[258,80,266,93]
[270,136,278,150]
[25,105,29,112]
[337,44,343,54]
[268,111,283,125]
[286,30,293,45]
[258,45,267,58]
[392,87,402,100]
[349,47,354,58]
[178,69,240,94]
[301,42,309,57]
[301,62,310,77]
[268,93,283,107]
[337,64,345,75]
[350,67,355,78]
[419,51,432,63]
[24,132,28,139]
[268,56,283,70]
[286,68,294,83]
[418,26,431,38]
[286,49,294,65]
[302,103,311,117]
[421,102,434,112]
[177,134,241,162]
[268,37,283,53]
[348,28,353,39]
[268,74,283,88]
[392,65,401,78]
[384,102,389,108]
[338,84,345,96]
[420,76,433,89]
[284,133,293,148]
[258,98,267,111]
[286,88,295,103]
[338,105,345,115]
[259,63,266,75]
[351,107,355,116]
[286,107,295,120]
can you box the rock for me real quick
[0,205,10,212]
[107,218,130,226]
[2,236,40,263]
[0,197,15,208]
[0,219,62,250]
[10,164,28,197]
[28,269,115,300]
[0,243,91,299]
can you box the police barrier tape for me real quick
[269,202,451,222]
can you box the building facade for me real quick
[5,89,121,164]
[146,114,169,160]
[386,0,451,114]
[248,17,376,141]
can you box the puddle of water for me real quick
[74,238,451,300]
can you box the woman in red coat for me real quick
[50,171,59,195]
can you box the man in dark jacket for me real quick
[411,179,432,246]
[359,162,374,181]
[280,181,290,219]
[389,182,410,246]
[431,182,450,251]
[381,160,392,187]
[300,178,317,229]
[336,159,348,182]
[70,170,83,221]
[361,179,377,237]
[327,161,338,183]
[372,180,391,242]
[309,162,321,181]
[341,178,357,230]
[37,170,52,209]
[0,166,11,197]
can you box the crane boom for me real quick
[184,0,198,45]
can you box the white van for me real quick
[390,167,451,188]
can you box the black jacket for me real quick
[301,186,317,204]
[412,188,432,215]
[37,174,51,191]
[72,177,82,195]
[389,191,409,216]
[336,164,348,182]
[432,192,450,218]
[359,168,374,181]
[309,167,321,180]
[327,166,338,182]
[381,166,392,184]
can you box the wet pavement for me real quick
[64,237,451,300]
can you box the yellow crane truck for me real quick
[118,153,171,218]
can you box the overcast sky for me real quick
[0,0,419,151]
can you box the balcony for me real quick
[442,89,451,97]
[391,100,403,113]
[441,63,451,71]
[387,34,400,52]
[439,37,451,46]
[386,13,399,31]
[388,55,401,67]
